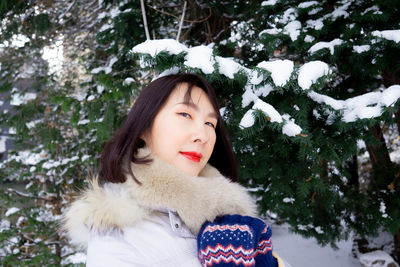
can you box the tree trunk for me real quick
[347,155,359,188]
[396,109,400,136]
[394,229,400,263]
[365,124,392,171]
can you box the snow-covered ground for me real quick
[272,224,361,267]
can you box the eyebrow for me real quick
[176,102,218,119]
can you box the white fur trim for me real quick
[62,148,257,248]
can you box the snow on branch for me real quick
[372,29,400,43]
[130,39,400,137]
[309,85,400,123]
[257,60,293,87]
[308,39,343,55]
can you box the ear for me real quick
[140,130,150,146]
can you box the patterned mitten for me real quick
[197,214,278,267]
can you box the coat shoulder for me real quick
[61,179,149,248]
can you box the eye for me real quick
[177,112,192,119]
[205,122,216,128]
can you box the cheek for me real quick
[150,117,184,150]
[206,132,217,154]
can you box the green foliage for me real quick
[30,14,52,35]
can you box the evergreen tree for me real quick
[222,0,400,260]
[0,0,141,264]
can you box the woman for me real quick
[63,73,285,266]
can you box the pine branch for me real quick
[6,188,54,202]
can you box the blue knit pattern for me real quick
[197,215,278,267]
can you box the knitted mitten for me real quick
[197,214,278,267]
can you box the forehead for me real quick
[169,82,211,106]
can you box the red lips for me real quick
[179,151,202,162]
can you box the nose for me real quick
[191,123,209,144]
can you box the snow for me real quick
[379,202,388,218]
[0,135,7,153]
[253,99,283,123]
[131,39,187,57]
[258,60,294,87]
[216,56,242,79]
[353,45,370,53]
[344,106,382,122]
[8,150,48,166]
[91,57,118,74]
[72,91,86,101]
[97,84,105,94]
[17,62,36,79]
[372,30,400,43]
[0,219,10,232]
[281,8,297,25]
[362,6,381,15]
[241,86,259,107]
[329,2,350,20]
[0,34,29,48]
[357,140,366,149]
[184,45,215,74]
[42,156,79,169]
[359,250,398,267]
[249,71,264,85]
[381,85,400,106]
[8,127,16,134]
[78,119,90,125]
[343,90,394,122]
[42,38,64,75]
[62,252,87,265]
[308,91,344,110]
[157,67,180,79]
[81,155,90,161]
[284,21,301,41]
[298,61,330,90]
[309,85,400,123]
[99,23,112,32]
[282,114,302,136]
[272,224,361,267]
[306,19,324,30]
[10,92,37,106]
[5,207,20,217]
[304,35,315,43]
[283,197,295,203]
[255,84,274,97]
[240,109,256,128]
[261,0,277,6]
[308,39,343,55]
[298,1,319,9]
[123,77,135,86]
[308,7,323,15]
[240,98,283,129]
[259,28,281,36]
[26,119,43,129]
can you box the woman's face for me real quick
[142,83,218,176]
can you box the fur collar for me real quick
[62,148,257,248]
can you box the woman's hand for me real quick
[197,214,279,267]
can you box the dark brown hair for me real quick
[99,73,238,183]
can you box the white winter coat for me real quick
[62,148,258,266]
